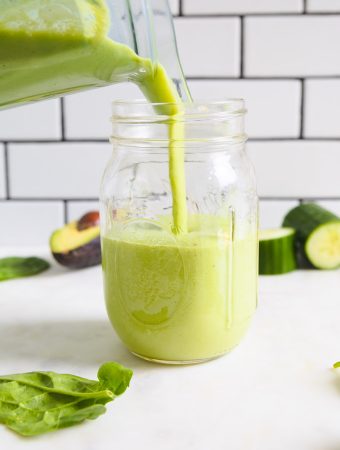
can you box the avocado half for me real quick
[50,212,101,269]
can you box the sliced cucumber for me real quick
[259,228,297,275]
[283,203,340,269]
[305,222,340,269]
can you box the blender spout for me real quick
[125,0,192,102]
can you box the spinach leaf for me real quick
[0,257,50,281]
[0,362,132,436]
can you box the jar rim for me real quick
[112,98,244,106]
[111,99,247,147]
[111,99,246,123]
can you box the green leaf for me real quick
[0,362,132,436]
[0,257,50,281]
[98,361,133,395]
[333,361,340,369]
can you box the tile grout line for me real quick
[1,139,109,144]
[1,197,339,202]
[3,142,10,200]
[63,200,68,224]
[187,75,340,80]
[260,196,340,201]
[303,0,307,14]
[60,98,66,141]
[299,79,305,139]
[240,16,244,78]
[4,137,340,143]
[0,197,99,202]
[179,0,183,16]
[180,12,340,18]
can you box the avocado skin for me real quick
[52,237,101,269]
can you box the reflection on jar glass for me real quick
[100,100,258,364]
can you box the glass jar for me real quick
[0,0,190,110]
[100,100,258,364]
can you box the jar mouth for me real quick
[111,99,247,147]
[111,99,246,123]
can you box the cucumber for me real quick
[259,228,297,275]
[282,203,340,270]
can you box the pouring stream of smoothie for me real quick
[139,64,188,234]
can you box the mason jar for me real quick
[100,100,258,364]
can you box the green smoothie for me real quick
[102,217,257,362]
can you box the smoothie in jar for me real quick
[102,217,257,363]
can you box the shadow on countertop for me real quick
[38,260,102,278]
[0,319,157,371]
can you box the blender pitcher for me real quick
[0,0,191,109]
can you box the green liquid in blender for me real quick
[0,0,187,233]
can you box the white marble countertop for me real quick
[1,247,340,450]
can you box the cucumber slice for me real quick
[283,203,340,269]
[305,222,340,269]
[259,228,297,275]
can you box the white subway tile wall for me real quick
[0,201,64,246]
[184,0,303,15]
[0,100,61,141]
[259,200,299,229]
[169,0,179,15]
[245,16,340,77]
[65,83,141,140]
[174,18,240,77]
[247,141,340,197]
[304,79,340,138]
[1,4,340,244]
[307,0,340,12]
[188,80,301,138]
[8,143,111,199]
